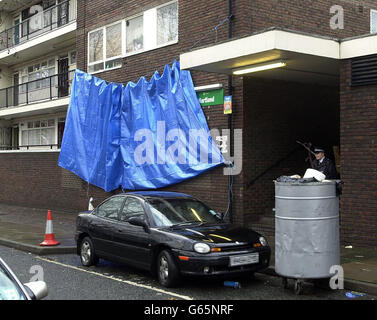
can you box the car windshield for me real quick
[0,263,26,300]
[146,198,221,227]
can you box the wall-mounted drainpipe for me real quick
[228,0,233,223]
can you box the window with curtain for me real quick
[21,119,56,146]
[19,59,55,93]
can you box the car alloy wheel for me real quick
[159,256,169,282]
[80,237,98,267]
[157,250,181,288]
[81,241,91,265]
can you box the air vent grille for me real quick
[351,55,377,86]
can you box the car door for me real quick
[112,196,151,269]
[88,195,125,256]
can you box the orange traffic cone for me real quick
[40,210,60,246]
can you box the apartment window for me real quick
[87,1,178,74]
[88,22,123,73]
[126,15,144,53]
[70,51,76,65]
[89,28,104,72]
[20,59,55,93]
[106,23,122,58]
[371,10,377,33]
[157,1,178,46]
[21,118,56,146]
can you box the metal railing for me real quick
[0,144,61,151]
[0,70,75,109]
[0,0,77,52]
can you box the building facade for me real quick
[0,0,376,248]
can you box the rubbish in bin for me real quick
[345,291,365,298]
[223,281,241,288]
[275,175,316,183]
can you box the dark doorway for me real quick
[58,57,69,97]
[13,73,19,106]
[58,118,65,148]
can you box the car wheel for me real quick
[157,250,181,288]
[80,237,98,267]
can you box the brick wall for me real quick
[0,152,104,212]
[240,0,376,39]
[340,59,377,248]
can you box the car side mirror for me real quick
[23,281,48,300]
[128,217,149,232]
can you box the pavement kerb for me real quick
[258,266,377,296]
[0,238,76,255]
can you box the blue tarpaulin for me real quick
[58,62,224,191]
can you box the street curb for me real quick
[258,266,377,296]
[0,238,76,256]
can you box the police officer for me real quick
[312,147,338,179]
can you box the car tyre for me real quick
[157,250,181,288]
[80,236,99,267]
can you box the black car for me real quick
[75,191,271,287]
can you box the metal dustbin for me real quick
[274,180,340,295]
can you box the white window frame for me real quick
[18,58,56,93]
[155,0,179,49]
[371,9,377,34]
[88,20,124,74]
[18,116,59,149]
[87,0,178,74]
[124,12,144,56]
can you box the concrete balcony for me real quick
[0,69,74,119]
[0,0,76,65]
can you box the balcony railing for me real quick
[0,0,77,52]
[0,144,61,151]
[0,70,75,109]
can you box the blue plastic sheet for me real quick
[58,62,224,191]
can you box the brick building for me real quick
[0,1,376,248]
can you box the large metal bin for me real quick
[274,180,340,294]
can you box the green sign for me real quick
[197,89,224,106]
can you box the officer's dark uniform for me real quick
[312,154,338,179]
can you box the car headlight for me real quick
[194,243,211,254]
[259,236,268,247]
